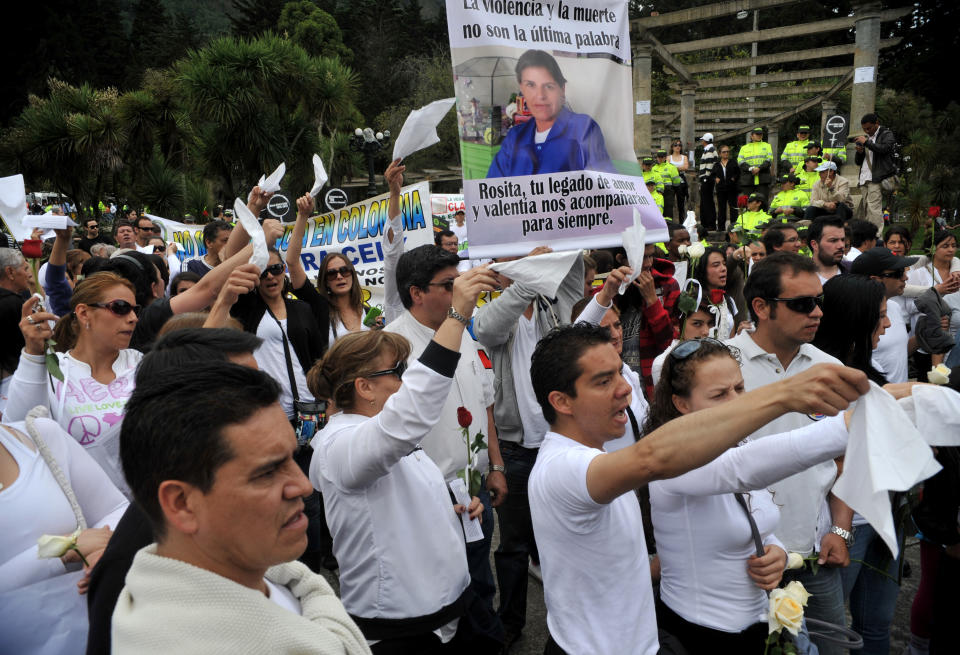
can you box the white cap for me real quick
[700,133,713,142]
[815,161,837,172]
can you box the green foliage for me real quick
[137,150,184,217]
[278,1,353,63]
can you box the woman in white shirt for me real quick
[0,412,127,653]
[644,338,854,653]
[306,266,502,653]
[668,140,690,218]
[6,273,143,496]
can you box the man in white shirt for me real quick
[134,215,160,253]
[844,219,878,262]
[528,322,868,655]
[381,160,506,618]
[113,362,369,654]
[728,252,855,655]
[851,247,919,383]
[808,215,848,283]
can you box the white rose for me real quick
[782,580,811,607]
[677,244,688,256]
[37,527,81,559]
[927,364,951,385]
[687,242,706,259]
[785,552,805,570]
[767,587,804,636]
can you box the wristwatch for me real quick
[447,306,469,325]
[488,464,505,474]
[830,525,854,547]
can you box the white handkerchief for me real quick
[672,260,688,288]
[23,214,78,230]
[618,207,647,294]
[258,162,286,193]
[488,250,580,299]
[233,198,269,273]
[898,385,960,446]
[310,154,328,197]
[0,174,27,225]
[392,98,456,162]
[683,210,699,243]
[448,478,484,543]
[833,383,941,558]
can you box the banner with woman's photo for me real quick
[446,0,666,257]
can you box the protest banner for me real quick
[149,181,434,308]
[445,0,667,258]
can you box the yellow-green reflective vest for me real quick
[738,142,773,184]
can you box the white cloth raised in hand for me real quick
[488,250,580,299]
[897,384,960,446]
[683,210,699,243]
[0,174,27,226]
[618,207,647,294]
[258,162,286,193]
[832,383,941,558]
[392,98,456,162]
[23,214,78,230]
[310,154,328,197]
[233,198,269,273]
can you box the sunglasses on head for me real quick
[325,266,352,280]
[669,337,727,361]
[87,299,141,316]
[260,263,285,278]
[365,361,406,380]
[766,294,824,314]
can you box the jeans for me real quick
[466,483,498,613]
[840,523,901,655]
[494,441,539,638]
[782,563,846,655]
[943,328,960,368]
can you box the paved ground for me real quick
[321,529,922,654]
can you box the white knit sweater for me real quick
[112,545,371,654]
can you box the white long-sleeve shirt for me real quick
[309,344,470,623]
[652,414,848,632]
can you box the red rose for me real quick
[457,406,472,428]
[737,195,749,208]
[21,239,43,259]
[710,288,726,305]
[928,206,941,217]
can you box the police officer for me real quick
[653,149,682,219]
[779,125,812,174]
[738,127,774,200]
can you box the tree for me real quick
[229,0,286,38]
[277,1,353,63]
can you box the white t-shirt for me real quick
[265,578,302,615]
[254,315,314,419]
[534,127,551,144]
[529,432,658,655]
[513,314,550,448]
[327,315,370,346]
[872,299,909,383]
[844,246,862,262]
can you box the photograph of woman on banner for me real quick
[487,49,617,178]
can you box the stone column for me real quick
[768,125,780,178]
[633,43,653,157]
[680,84,697,154]
[846,2,881,171]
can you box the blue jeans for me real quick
[782,563,846,655]
[466,483,498,613]
[840,523,900,655]
[943,328,960,368]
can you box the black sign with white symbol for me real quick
[325,188,348,213]
[260,190,294,223]
[824,115,849,148]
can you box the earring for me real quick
[85,322,91,330]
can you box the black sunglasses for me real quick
[877,269,905,279]
[427,280,455,292]
[86,224,99,230]
[669,337,727,361]
[88,299,141,316]
[325,266,352,280]
[366,361,406,380]
[766,294,824,314]
[137,225,161,233]
[260,263,285,278]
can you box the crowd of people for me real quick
[0,148,958,655]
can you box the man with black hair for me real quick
[761,222,802,255]
[184,220,233,278]
[112,360,369,654]
[844,219,878,262]
[79,217,113,253]
[809,216,849,283]
[84,327,265,654]
[134,215,160,252]
[528,322,868,655]
[730,253,855,655]
[663,221,691,262]
[381,159,506,622]
[854,113,897,231]
[435,229,459,255]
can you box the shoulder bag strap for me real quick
[626,406,641,442]
[734,491,765,558]
[265,304,300,404]
[24,406,88,529]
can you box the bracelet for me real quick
[446,306,469,325]
[488,464,505,474]
[830,525,854,547]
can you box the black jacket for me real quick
[0,287,26,376]
[854,126,897,182]
[712,159,740,193]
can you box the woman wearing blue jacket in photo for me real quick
[487,49,616,178]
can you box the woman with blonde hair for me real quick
[6,272,143,495]
[307,266,503,653]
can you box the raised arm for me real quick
[286,194,313,290]
[44,228,74,316]
[203,264,261,328]
[585,363,869,504]
[222,186,273,259]
[383,159,406,323]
